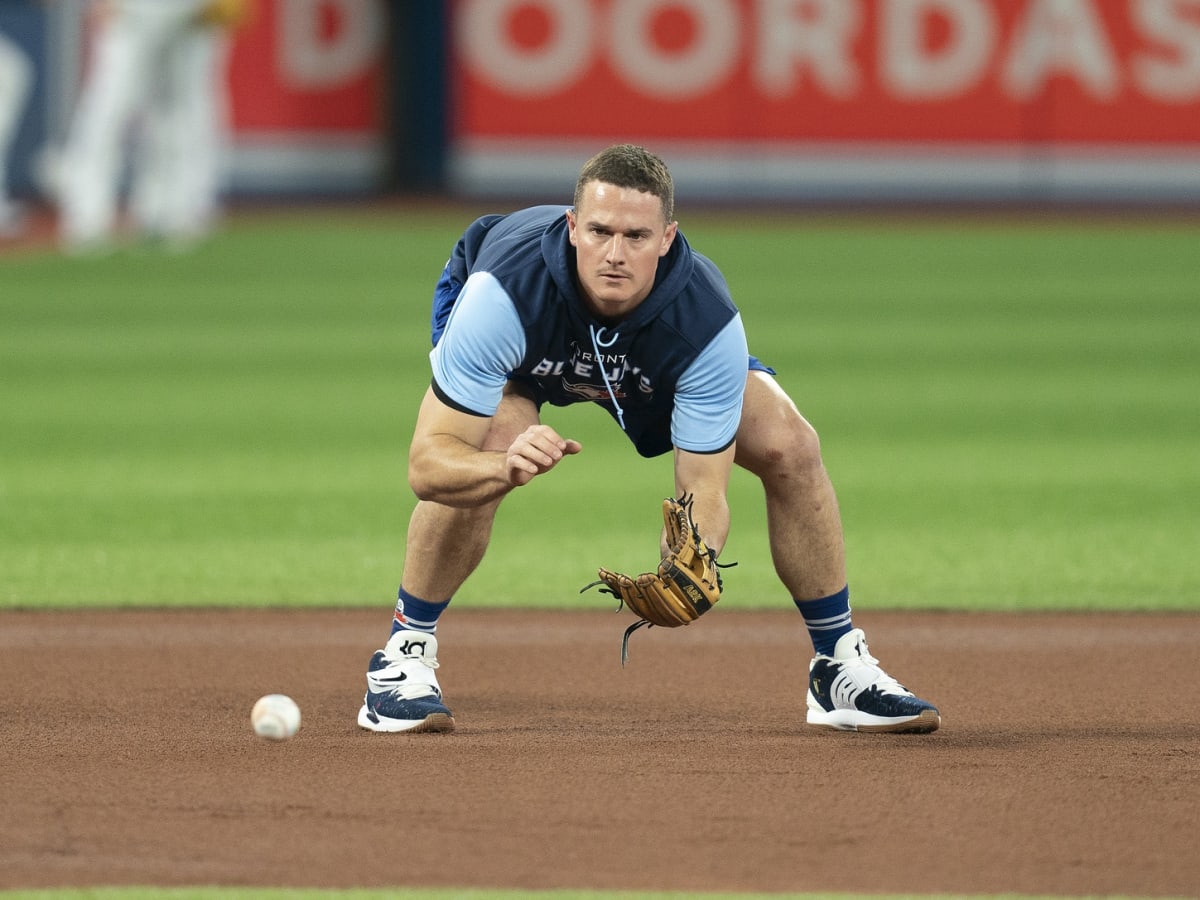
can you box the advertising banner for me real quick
[227,0,386,193]
[450,0,1200,202]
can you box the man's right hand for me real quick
[506,425,582,487]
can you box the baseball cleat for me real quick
[806,628,940,733]
[358,630,455,733]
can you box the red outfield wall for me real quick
[447,0,1200,202]
[214,0,1200,200]
[454,0,1200,142]
[225,0,385,193]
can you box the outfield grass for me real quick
[1,209,1196,611]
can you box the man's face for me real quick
[566,180,678,321]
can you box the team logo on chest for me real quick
[529,341,655,401]
[563,378,624,402]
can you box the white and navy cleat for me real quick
[358,630,455,733]
[807,628,940,733]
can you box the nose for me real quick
[605,235,625,265]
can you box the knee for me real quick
[779,414,825,473]
[792,416,824,467]
[737,407,825,480]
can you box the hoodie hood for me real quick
[540,212,696,334]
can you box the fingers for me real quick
[506,424,581,486]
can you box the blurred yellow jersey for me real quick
[196,0,254,29]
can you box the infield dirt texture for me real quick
[3,208,1197,897]
[2,607,1198,896]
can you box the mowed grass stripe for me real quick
[1,211,1196,609]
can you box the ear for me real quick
[565,208,578,247]
[659,220,678,256]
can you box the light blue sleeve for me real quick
[429,271,526,416]
[671,315,749,453]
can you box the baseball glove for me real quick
[583,494,726,664]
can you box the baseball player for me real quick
[55,0,242,252]
[358,145,941,736]
[0,29,33,236]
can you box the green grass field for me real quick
[1,208,1197,612]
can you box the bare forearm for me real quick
[672,445,736,557]
[687,492,730,556]
[408,438,514,508]
[408,418,582,508]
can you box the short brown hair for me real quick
[574,144,675,223]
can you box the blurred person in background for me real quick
[0,27,34,237]
[54,0,248,253]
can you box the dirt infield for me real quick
[1,608,1197,897]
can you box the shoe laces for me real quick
[867,668,913,697]
[845,637,913,697]
[401,651,438,670]
[367,646,441,698]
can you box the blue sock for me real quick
[794,586,853,656]
[391,586,450,636]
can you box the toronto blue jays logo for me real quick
[562,378,625,402]
[529,341,655,400]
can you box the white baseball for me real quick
[251,693,301,740]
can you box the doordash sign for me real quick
[453,0,1200,143]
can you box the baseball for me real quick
[251,693,301,740]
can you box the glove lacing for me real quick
[581,550,735,667]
